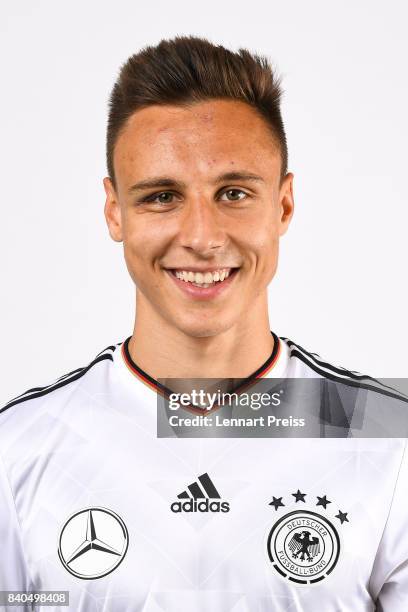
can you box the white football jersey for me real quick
[0,332,407,611]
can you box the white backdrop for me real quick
[1,0,407,404]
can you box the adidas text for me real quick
[171,499,230,513]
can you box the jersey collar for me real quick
[117,331,289,398]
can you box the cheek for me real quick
[256,238,279,282]
[249,235,279,300]
[121,217,170,286]
[120,218,149,286]
[241,220,279,272]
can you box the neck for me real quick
[127,291,276,380]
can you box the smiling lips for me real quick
[173,268,232,287]
[166,267,239,295]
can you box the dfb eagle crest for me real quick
[288,530,320,561]
[266,509,341,585]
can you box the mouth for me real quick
[164,267,240,299]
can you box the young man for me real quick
[1,36,407,611]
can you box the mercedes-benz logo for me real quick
[58,507,129,579]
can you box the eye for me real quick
[219,188,248,202]
[142,191,175,205]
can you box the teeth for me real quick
[172,268,234,285]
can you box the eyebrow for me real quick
[128,171,265,194]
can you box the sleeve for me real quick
[0,450,34,595]
[369,440,408,611]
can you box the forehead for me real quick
[113,99,281,184]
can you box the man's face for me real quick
[104,99,294,338]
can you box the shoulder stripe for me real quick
[0,345,117,414]
[95,345,117,358]
[3,345,117,404]
[282,338,408,403]
[281,338,376,381]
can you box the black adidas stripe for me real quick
[287,345,408,404]
[198,472,221,498]
[177,491,190,499]
[177,473,221,500]
[281,338,377,382]
[95,345,117,357]
[188,482,205,499]
[6,344,117,405]
[1,346,117,414]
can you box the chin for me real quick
[173,315,234,339]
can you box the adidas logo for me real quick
[171,472,230,513]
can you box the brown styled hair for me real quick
[106,35,288,187]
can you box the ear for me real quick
[103,177,123,242]
[278,172,295,237]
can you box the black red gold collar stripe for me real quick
[121,331,281,412]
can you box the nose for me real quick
[178,195,226,256]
